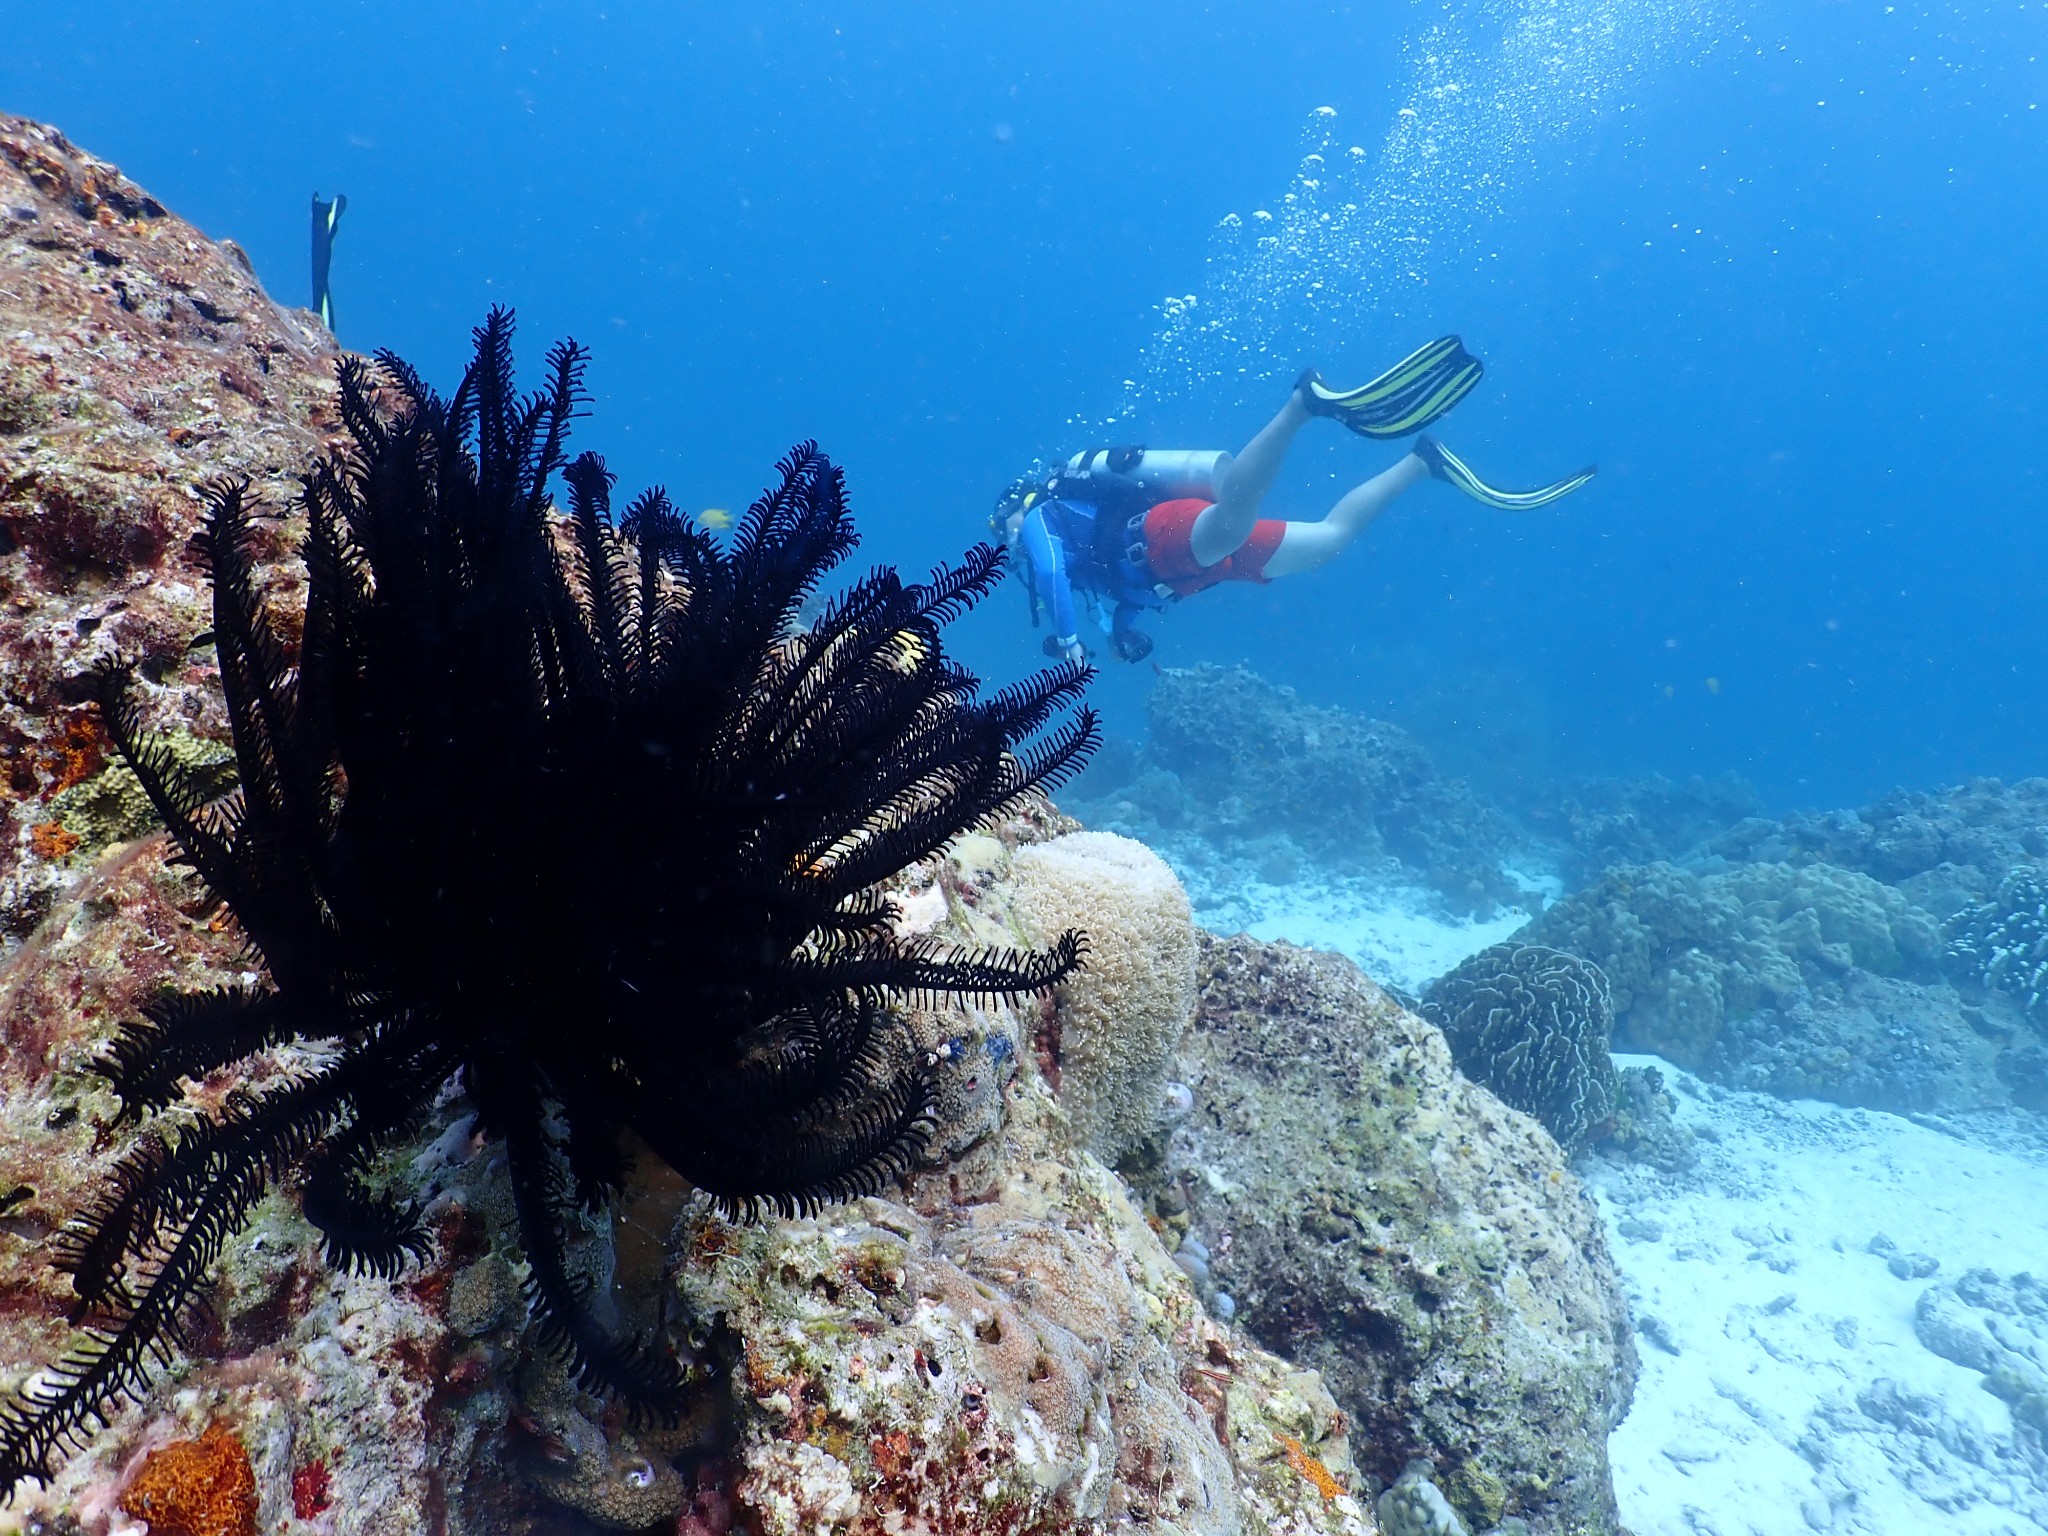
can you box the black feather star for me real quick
[0,309,1096,1494]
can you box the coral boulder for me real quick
[1155,934,1637,1536]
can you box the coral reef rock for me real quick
[675,1070,1377,1536]
[1420,943,1621,1156]
[1522,771,1760,879]
[0,113,344,944]
[1949,864,2048,1025]
[0,807,1377,1536]
[1066,663,1524,915]
[1006,829,1199,1164]
[1710,776,2048,914]
[1153,933,1637,1536]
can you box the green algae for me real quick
[48,733,235,854]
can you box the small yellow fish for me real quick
[699,508,734,531]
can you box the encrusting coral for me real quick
[1421,943,1620,1156]
[0,310,1098,1495]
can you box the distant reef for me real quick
[1077,659,2048,1121]
[1066,662,1526,915]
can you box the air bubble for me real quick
[1109,0,1732,424]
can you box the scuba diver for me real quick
[993,336,1595,664]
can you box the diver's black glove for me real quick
[1042,633,1088,664]
[1111,626,1154,664]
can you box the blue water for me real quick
[6,0,2043,807]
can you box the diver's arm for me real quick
[1019,508,1085,663]
[1110,604,1154,663]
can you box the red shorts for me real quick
[1142,498,1286,597]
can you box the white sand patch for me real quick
[1164,852,1537,994]
[1220,875,1533,997]
[1589,1058,2048,1536]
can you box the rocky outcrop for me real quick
[676,1079,1372,1536]
[0,814,1379,1535]
[0,108,1663,1536]
[1153,934,1637,1536]
[0,111,1386,1536]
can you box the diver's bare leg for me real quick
[1261,453,1429,578]
[1188,394,1311,565]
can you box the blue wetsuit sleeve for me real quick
[1019,508,1077,641]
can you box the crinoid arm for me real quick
[92,987,302,1121]
[484,1070,695,1420]
[627,1001,940,1222]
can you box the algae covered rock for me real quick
[0,111,1380,1536]
[0,113,346,943]
[1157,933,1636,1536]
[670,1077,1377,1536]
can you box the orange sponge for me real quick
[119,1422,258,1536]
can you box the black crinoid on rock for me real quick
[0,308,1096,1494]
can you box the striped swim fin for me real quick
[1297,336,1486,441]
[1415,435,1596,511]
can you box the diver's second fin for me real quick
[1414,435,1596,511]
[1297,335,1484,440]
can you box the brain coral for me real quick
[1524,859,1940,1068]
[1421,944,1620,1155]
[1005,831,1197,1164]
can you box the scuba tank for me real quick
[1061,447,1230,502]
